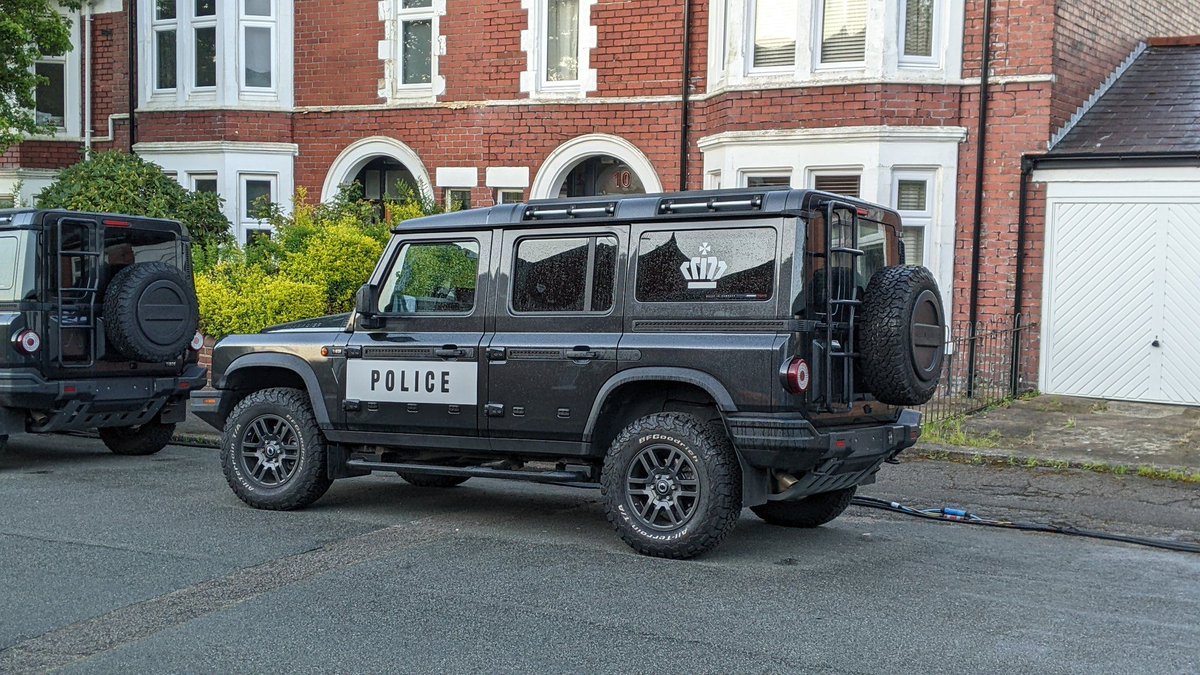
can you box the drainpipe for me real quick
[1009,154,1034,396]
[964,0,993,398]
[678,0,692,192]
[127,0,137,151]
[83,1,93,153]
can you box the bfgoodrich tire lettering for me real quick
[750,486,856,528]
[221,387,332,510]
[601,413,741,559]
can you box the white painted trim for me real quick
[529,133,662,199]
[1033,166,1200,186]
[132,141,300,155]
[1048,43,1145,151]
[698,125,968,150]
[436,167,479,187]
[321,136,433,201]
[486,167,531,188]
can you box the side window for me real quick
[636,227,776,302]
[511,235,617,313]
[377,240,480,315]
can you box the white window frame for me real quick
[892,169,936,265]
[151,1,178,93]
[898,0,942,67]
[239,0,277,95]
[519,0,598,99]
[386,0,443,99]
[812,0,868,71]
[808,169,863,196]
[33,58,68,132]
[189,1,219,93]
[745,0,800,75]
[240,173,277,241]
[740,170,793,188]
[496,189,525,204]
[445,188,472,210]
[189,172,219,193]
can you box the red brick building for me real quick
[5,0,1200,402]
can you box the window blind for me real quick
[820,0,867,63]
[813,174,861,197]
[903,0,935,58]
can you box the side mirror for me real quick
[355,284,377,317]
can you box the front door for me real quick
[343,233,492,438]
[485,227,627,444]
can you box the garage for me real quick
[1037,172,1200,404]
[1031,42,1200,405]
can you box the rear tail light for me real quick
[189,332,205,351]
[14,329,42,355]
[782,357,810,395]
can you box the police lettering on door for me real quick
[346,360,478,405]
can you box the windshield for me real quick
[0,230,36,303]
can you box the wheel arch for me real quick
[219,353,332,427]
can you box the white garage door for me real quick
[1042,192,1200,405]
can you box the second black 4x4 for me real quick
[194,188,945,558]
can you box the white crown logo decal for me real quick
[680,243,728,289]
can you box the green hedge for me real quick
[195,184,440,340]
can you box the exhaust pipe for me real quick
[772,470,799,493]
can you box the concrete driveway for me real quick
[1,434,1197,673]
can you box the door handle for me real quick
[565,347,598,360]
[435,345,468,359]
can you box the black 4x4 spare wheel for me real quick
[859,265,945,406]
[103,261,198,362]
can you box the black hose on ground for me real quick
[852,496,1200,554]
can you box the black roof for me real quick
[0,208,186,234]
[1052,45,1200,155]
[392,188,897,233]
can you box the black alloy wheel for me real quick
[239,413,301,488]
[624,443,701,531]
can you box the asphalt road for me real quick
[1,434,1197,674]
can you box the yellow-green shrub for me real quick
[280,222,385,313]
[196,263,325,341]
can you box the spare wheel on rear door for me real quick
[859,265,945,406]
[103,261,199,362]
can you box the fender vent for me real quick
[362,347,435,359]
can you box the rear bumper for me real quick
[726,409,921,495]
[0,365,208,433]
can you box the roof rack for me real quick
[522,201,617,221]
[657,193,765,215]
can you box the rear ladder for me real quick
[53,217,104,368]
[819,200,864,412]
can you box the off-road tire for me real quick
[103,261,199,363]
[601,413,742,559]
[397,472,469,488]
[750,486,856,528]
[99,419,176,455]
[860,265,945,406]
[221,388,332,510]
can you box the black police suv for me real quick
[194,188,945,558]
[0,209,206,457]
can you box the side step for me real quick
[345,459,595,485]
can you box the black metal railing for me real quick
[920,315,1038,425]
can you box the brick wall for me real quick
[1052,0,1200,130]
[294,0,384,107]
[89,8,133,153]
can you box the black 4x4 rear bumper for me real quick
[0,366,208,434]
[725,409,922,497]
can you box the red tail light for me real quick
[783,357,810,395]
[14,329,42,355]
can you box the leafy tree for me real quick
[0,0,82,152]
[36,151,232,248]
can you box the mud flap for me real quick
[0,407,25,436]
[739,453,771,508]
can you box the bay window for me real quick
[141,0,292,108]
[893,172,933,266]
[750,0,798,70]
[900,0,938,65]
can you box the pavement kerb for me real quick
[912,442,1200,484]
